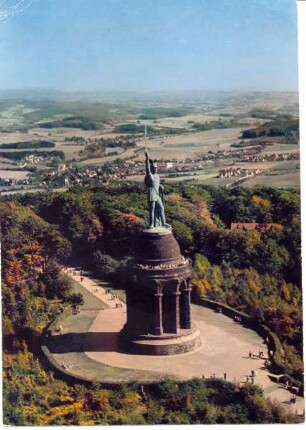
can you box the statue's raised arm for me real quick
[144,150,170,230]
[145,150,151,176]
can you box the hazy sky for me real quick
[0,0,299,92]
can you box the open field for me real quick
[0,105,37,126]
[236,159,299,171]
[262,143,299,154]
[0,159,14,166]
[128,157,299,189]
[134,127,248,161]
[1,128,135,161]
[164,171,300,189]
[244,172,300,189]
[0,92,300,189]
[0,132,41,143]
[236,117,272,126]
[80,147,136,165]
[0,170,31,180]
[139,114,270,130]
[135,113,230,128]
[55,144,83,160]
[205,91,299,116]
[29,127,100,139]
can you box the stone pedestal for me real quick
[121,227,201,355]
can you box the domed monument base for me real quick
[120,227,201,355]
[121,327,201,356]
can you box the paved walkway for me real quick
[50,267,304,416]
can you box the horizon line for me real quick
[0,87,299,95]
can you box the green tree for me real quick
[68,293,85,307]
[93,252,120,279]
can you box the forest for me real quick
[39,116,99,131]
[191,119,235,131]
[137,106,194,119]
[241,118,299,140]
[0,141,55,149]
[0,182,302,424]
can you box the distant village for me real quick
[0,135,300,194]
[218,166,262,179]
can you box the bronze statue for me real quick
[144,150,171,229]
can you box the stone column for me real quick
[182,287,192,329]
[172,291,181,334]
[154,292,163,335]
[126,288,138,333]
[125,292,132,331]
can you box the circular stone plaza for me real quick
[43,267,304,416]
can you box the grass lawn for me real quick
[52,346,175,383]
[70,278,108,310]
[89,276,127,303]
[44,278,171,383]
